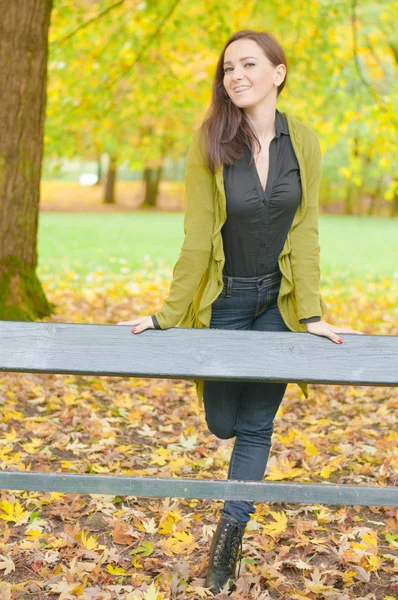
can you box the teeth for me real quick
[235,86,251,92]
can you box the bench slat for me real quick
[0,321,397,385]
[0,471,397,506]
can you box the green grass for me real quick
[37,212,398,286]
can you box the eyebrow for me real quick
[223,56,258,66]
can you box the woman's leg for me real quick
[221,280,290,523]
[203,275,256,439]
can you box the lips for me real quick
[233,86,251,93]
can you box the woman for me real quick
[118,30,363,595]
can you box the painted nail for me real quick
[132,328,137,333]
[338,338,343,343]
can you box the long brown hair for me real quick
[200,30,288,174]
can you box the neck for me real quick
[244,97,277,143]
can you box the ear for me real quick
[275,64,286,86]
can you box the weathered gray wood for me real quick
[0,471,397,506]
[0,321,397,385]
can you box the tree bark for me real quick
[0,0,54,321]
[96,154,102,185]
[391,177,398,217]
[103,155,117,204]
[367,174,383,216]
[344,180,354,215]
[142,165,163,208]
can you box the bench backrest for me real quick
[1,321,397,386]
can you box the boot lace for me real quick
[213,520,244,578]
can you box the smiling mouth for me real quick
[234,86,251,94]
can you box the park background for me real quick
[0,0,397,598]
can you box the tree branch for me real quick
[100,0,182,117]
[50,0,126,45]
[351,0,397,128]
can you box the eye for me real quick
[223,62,255,74]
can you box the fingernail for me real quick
[132,328,137,333]
[338,338,343,343]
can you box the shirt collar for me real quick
[275,109,289,137]
[244,108,289,159]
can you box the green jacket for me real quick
[153,111,328,407]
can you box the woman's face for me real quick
[222,38,284,109]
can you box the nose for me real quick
[232,70,244,82]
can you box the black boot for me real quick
[204,514,245,595]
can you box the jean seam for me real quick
[228,409,241,480]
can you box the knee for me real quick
[205,418,236,440]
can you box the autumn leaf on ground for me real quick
[143,582,164,600]
[130,541,154,557]
[112,519,135,544]
[304,567,334,593]
[319,455,344,478]
[263,510,288,538]
[162,531,197,556]
[0,582,11,600]
[0,554,15,576]
[265,456,303,480]
[0,499,29,525]
[106,564,127,575]
[75,530,99,550]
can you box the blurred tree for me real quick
[45,0,396,213]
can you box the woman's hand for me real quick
[116,316,155,334]
[305,320,364,344]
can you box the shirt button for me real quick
[260,263,265,268]
[261,242,265,248]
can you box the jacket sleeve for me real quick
[290,133,325,321]
[152,132,214,329]
[299,316,321,324]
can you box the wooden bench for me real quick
[1,320,397,506]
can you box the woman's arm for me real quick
[289,133,325,321]
[290,131,364,343]
[152,131,214,330]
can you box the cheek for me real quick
[253,69,272,90]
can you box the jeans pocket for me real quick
[268,278,282,305]
[213,284,226,304]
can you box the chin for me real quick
[230,96,255,108]
[232,99,258,110]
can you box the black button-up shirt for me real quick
[151,109,320,329]
[220,109,319,325]
[222,109,300,278]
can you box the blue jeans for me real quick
[203,269,290,524]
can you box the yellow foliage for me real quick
[263,510,288,538]
[106,564,127,575]
[76,530,99,550]
[162,531,196,556]
[265,457,303,481]
[0,499,29,524]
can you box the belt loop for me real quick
[226,276,232,297]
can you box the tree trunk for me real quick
[96,153,102,185]
[142,165,163,208]
[344,180,354,215]
[0,0,54,321]
[103,155,117,204]
[367,174,383,216]
[391,177,398,217]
